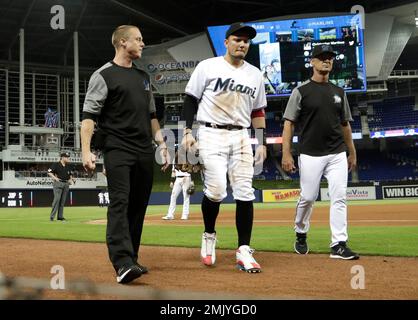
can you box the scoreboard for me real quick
[0,191,25,207]
[0,189,106,207]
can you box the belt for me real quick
[177,176,187,178]
[59,179,68,183]
[203,122,245,130]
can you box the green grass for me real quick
[0,200,417,257]
[151,164,309,191]
[151,178,304,192]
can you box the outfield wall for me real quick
[0,189,263,207]
[0,182,417,207]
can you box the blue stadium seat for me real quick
[357,149,417,181]
[368,96,418,130]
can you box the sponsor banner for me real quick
[25,179,54,186]
[263,189,300,202]
[320,186,376,201]
[136,34,214,95]
[382,185,418,199]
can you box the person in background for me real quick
[162,160,192,220]
[47,151,74,221]
[98,191,105,207]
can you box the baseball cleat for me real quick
[330,242,360,260]
[162,215,174,220]
[294,232,309,254]
[135,262,149,274]
[116,265,142,284]
[180,215,189,220]
[236,245,261,273]
[201,232,217,266]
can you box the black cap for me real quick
[60,151,70,158]
[225,22,257,39]
[311,44,336,58]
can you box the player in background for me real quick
[104,191,110,206]
[98,191,104,207]
[162,160,192,220]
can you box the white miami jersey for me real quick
[185,56,267,128]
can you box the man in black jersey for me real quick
[47,151,74,221]
[81,25,170,284]
[281,44,359,260]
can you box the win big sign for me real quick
[383,185,418,199]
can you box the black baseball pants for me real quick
[104,148,154,271]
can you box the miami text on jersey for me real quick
[214,78,257,98]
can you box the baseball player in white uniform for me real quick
[162,163,192,220]
[181,22,267,273]
[98,191,105,207]
[104,191,109,206]
[282,44,359,260]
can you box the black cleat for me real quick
[135,262,149,274]
[294,232,309,254]
[116,265,142,284]
[330,242,359,260]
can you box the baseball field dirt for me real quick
[0,238,417,300]
[1,202,417,300]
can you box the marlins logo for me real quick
[333,94,342,104]
[143,79,150,91]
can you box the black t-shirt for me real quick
[283,79,353,156]
[82,61,156,153]
[48,162,73,181]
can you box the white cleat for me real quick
[180,215,189,220]
[201,232,217,266]
[236,245,261,273]
[162,215,174,220]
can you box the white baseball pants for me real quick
[295,152,348,247]
[198,126,255,202]
[167,176,191,217]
